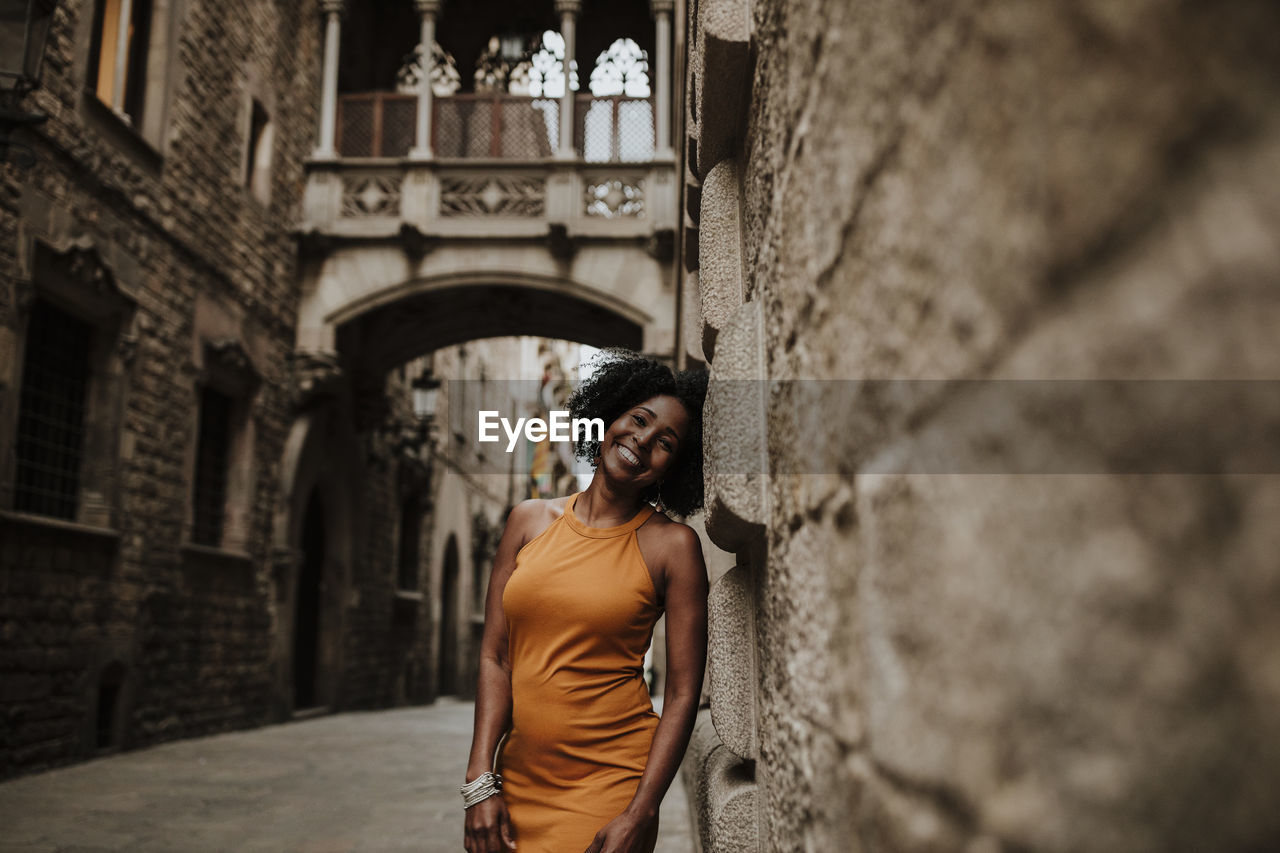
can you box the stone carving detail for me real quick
[205,338,261,388]
[65,244,114,293]
[589,38,650,97]
[395,41,462,96]
[12,277,35,314]
[116,335,139,367]
[341,175,403,217]
[512,31,579,97]
[440,176,546,217]
[584,177,645,218]
[289,350,344,412]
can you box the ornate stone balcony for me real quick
[300,94,677,244]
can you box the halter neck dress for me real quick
[498,491,663,853]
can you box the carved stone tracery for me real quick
[589,38,650,97]
[440,175,546,217]
[584,177,646,218]
[395,41,461,96]
[204,338,262,392]
[289,350,345,412]
[341,174,403,217]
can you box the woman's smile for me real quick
[615,441,645,470]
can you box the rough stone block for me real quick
[707,563,757,760]
[697,160,744,360]
[703,300,767,553]
[683,710,759,853]
[685,162,702,224]
[682,210,700,273]
[682,270,706,366]
[853,174,1280,848]
[693,0,751,178]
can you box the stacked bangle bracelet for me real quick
[461,771,503,808]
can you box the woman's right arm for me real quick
[464,499,538,853]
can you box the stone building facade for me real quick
[2,0,685,782]
[680,1,1280,852]
[1,0,326,778]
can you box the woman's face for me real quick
[598,394,691,491]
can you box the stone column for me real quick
[651,0,675,158]
[314,0,346,159]
[409,0,441,159]
[555,0,582,159]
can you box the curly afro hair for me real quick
[567,347,708,517]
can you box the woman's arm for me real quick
[464,500,539,853]
[585,524,709,853]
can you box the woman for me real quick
[463,348,709,853]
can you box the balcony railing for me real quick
[336,93,656,162]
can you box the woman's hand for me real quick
[464,793,517,852]
[582,809,656,853]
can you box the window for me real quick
[191,386,233,547]
[182,327,261,555]
[4,240,135,530]
[397,494,422,591]
[87,0,154,125]
[13,299,93,520]
[245,98,274,205]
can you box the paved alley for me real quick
[0,699,695,853]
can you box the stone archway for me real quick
[331,274,650,378]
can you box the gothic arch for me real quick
[332,272,648,377]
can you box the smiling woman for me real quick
[464,347,709,853]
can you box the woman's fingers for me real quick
[499,809,517,849]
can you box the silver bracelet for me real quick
[460,771,503,808]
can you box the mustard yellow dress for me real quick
[498,492,662,853]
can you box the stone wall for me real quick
[682,1,1280,851]
[0,0,322,778]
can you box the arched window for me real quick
[507,31,579,98]
[580,39,654,162]
[395,41,462,96]
[589,38,650,97]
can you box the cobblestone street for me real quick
[0,699,694,853]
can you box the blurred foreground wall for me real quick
[680,1,1280,851]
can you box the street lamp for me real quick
[411,369,441,421]
[0,0,58,169]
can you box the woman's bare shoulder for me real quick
[507,495,572,544]
[638,509,703,556]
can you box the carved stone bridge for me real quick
[296,155,679,373]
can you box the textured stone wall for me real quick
[0,0,322,778]
[683,1,1280,851]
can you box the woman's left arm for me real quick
[585,525,709,853]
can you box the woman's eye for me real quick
[632,414,644,424]
[659,439,672,450]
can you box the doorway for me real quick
[294,488,325,709]
[438,534,460,695]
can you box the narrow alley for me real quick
[0,699,694,853]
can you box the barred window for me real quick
[13,299,93,520]
[191,386,232,547]
[397,494,422,591]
